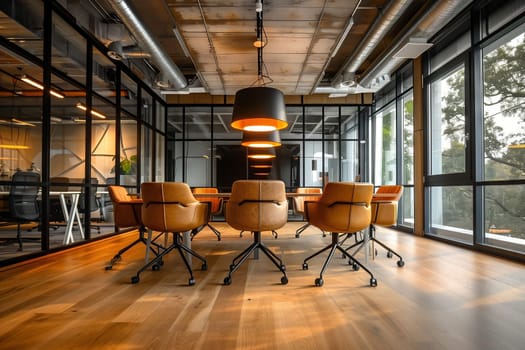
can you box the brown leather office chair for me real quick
[345,185,405,267]
[302,182,376,287]
[105,185,164,270]
[224,180,289,285]
[131,182,209,286]
[292,187,323,238]
[191,187,223,241]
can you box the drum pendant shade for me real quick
[231,87,288,132]
[241,130,281,148]
[247,147,276,159]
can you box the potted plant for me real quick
[118,155,137,175]
[111,155,137,185]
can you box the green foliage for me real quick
[111,155,137,175]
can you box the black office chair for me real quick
[78,178,102,233]
[8,171,41,251]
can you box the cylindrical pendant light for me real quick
[241,130,281,148]
[231,86,288,132]
[247,147,276,159]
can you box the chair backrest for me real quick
[292,187,322,216]
[141,182,208,233]
[9,171,40,221]
[192,187,223,215]
[226,180,288,232]
[307,182,373,233]
[50,177,70,192]
[108,185,143,228]
[79,178,99,213]
[371,185,403,226]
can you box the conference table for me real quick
[0,190,84,245]
[50,190,107,245]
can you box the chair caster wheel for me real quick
[201,263,208,271]
[370,278,377,287]
[397,260,405,267]
[105,265,113,270]
[302,263,308,270]
[280,264,286,272]
[131,276,140,284]
[224,276,232,285]
[387,251,393,258]
[152,264,160,271]
[315,278,324,287]
[295,234,300,238]
[281,276,288,285]
[189,278,195,286]
[352,262,359,271]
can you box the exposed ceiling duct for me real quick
[106,0,188,90]
[106,40,151,61]
[330,0,412,91]
[316,0,472,96]
[359,0,472,88]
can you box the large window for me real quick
[481,23,525,251]
[401,92,414,227]
[370,64,414,230]
[429,65,466,175]
[423,0,525,259]
[373,103,396,185]
[430,186,473,243]
[482,26,525,182]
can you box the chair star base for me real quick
[344,225,405,267]
[105,227,164,270]
[295,223,326,238]
[131,231,208,286]
[302,232,377,287]
[191,223,221,241]
[295,222,310,238]
[224,231,288,285]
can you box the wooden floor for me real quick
[0,223,524,350]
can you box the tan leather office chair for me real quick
[224,180,289,285]
[131,182,209,286]
[292,187,323,238]
[345,185,405,267]
[302,182,376,287]
[191,187,223,241]
[105,186,163,270]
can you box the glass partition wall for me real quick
[166,105,368,193]
[0,1,165,265]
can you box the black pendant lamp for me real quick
[241,130,281,148]
[247,147,276,159]
[231,0,287,132]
